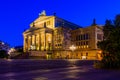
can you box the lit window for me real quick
[47,21,50,26]
[86,45,89,48]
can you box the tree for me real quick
[114,14,120,27]
[103,19,114,40]
[0,50,9,58]
[97,15,120,69]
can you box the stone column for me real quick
[30,35,32,46]
[32,35,34,45]
[24,36,27,52]
[25,36,28,51]
[44,32,46,50]
[39,32,41,50]
[34,35,36,50]
[51,32,53,50]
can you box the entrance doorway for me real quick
[47,53,52,59]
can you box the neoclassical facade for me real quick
[23,11,103,60]
[71,25,103,60]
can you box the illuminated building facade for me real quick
[71,25,103,59]
[23,11,103,60]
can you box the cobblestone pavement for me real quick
[0,59,120,80]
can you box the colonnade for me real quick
[24,31,52,52]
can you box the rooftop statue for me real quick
[39,10,46,16]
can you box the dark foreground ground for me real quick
[0,59,120,80]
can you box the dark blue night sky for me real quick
[0,0,120,47]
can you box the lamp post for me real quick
[30,45,35,51]
[69,45,76,59]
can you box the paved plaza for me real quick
[0,59,120,80]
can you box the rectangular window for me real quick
[83,34,85,40]
[47,21,51,26]
[97,34,103,40]
[86,33,89,40]
[86,53,88,56]
[82,42,83,46]
[81,35,83,40]
[78,35,80,40]
[86,41,88,45]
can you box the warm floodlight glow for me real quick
[69,45,76,51]
[8,48,16,55]
[30,45,35,50]
[48,37,51,42]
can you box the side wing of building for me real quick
[71,25,103,59]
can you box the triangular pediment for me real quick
[30,16,54,28]
[35,16,53,23]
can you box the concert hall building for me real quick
[23,11,103,60]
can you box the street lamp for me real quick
[2,42,4,45]
[30,45,35,50]
[69,45,76,59]
[97,50,102,60]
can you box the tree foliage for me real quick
[0,50,9,58]
[97,14,120,69]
